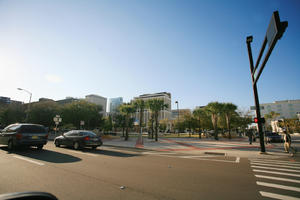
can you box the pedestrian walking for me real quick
[247,130,253,145]
[283,130,296,156]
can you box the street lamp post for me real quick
[246,11,287,153]
[17,88,32,122]
[175,101,179,137]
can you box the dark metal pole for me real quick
[246,36,266,153]
[253,37,267,74]
[253,37,279,86]
[175,101,180,137]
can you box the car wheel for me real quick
[55,140,60,147]
[73,142,80,150]
[37,145,43,150]
[7,140,14,151]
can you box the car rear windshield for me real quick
[19,125,46,134]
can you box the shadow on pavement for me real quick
[59,146,140,157]
[90,149,139,157]
[0,146,82,163]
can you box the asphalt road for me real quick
[0,143,299,200]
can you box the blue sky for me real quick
[0,0,299,110]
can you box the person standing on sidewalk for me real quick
[283,130,296,156]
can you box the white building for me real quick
[251,99,300,119]
[85,94,107,113]
[133,92,172,126]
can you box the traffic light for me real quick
[254,117,265,123]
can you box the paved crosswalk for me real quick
[249,158,300,200]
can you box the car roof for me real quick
[10,123,45,127]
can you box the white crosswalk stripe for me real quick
[250,162,300,169]
[250,159,300,165]
[253,169,300,178]
[250,158,300,200]
[260,191,300,200]
[257,181,300,192]
[255,175,300,184]
[251,165,300,173]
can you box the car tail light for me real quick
[45,134,48,139]
[16,133,22,140]
[84,136,90,141]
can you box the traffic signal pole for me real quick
[247,37,266,153]
[245,11,288,154]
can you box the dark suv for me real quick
[0,123,48,150]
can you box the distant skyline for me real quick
[1,0,299,110]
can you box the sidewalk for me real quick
[102,136,299,159]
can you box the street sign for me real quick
[80,121,85,126]
[266,11,280,47]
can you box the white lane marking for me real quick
[143,153,239,163]
[66,150,98,157]
[13,155,44,166]
[190,158,239,163]
[257,181,300,192]
[253,169,300,178]
[142,152,177,155]
[251,162,300,169]
[255,175,300,184]
[251,165,300,173]
[179,155,218,158]
[250,159,300,165]
[260,191,300,200]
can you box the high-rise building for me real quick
[85,94,107,113]
[108,97,123,113]
[133,92,172,126]
[251,99,300,119]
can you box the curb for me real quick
[204,152,226,156]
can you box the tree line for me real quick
[0,100,103,130]
[0,100,254,141]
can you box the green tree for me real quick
[148,112,155,139]
[27,101,60,128]
[113,113,126,137]
[159,118,169,133]
[0,103,26,126]
[193,108,208,139]
[264,111,280,131]
[61,100,103,129]
[146,99,168,141]
[278,118,300,134]
[222,103,238,139]
[205,102,224,140]
[133,99,146,142]
[103,115,113,133]
[182,113,197,137]
[119,103,136,141]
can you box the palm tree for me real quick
[146,99,168,141]
[119,103,136,141]
[205,102,223,140]
[133,99,145,143]
[222,103,237,139]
